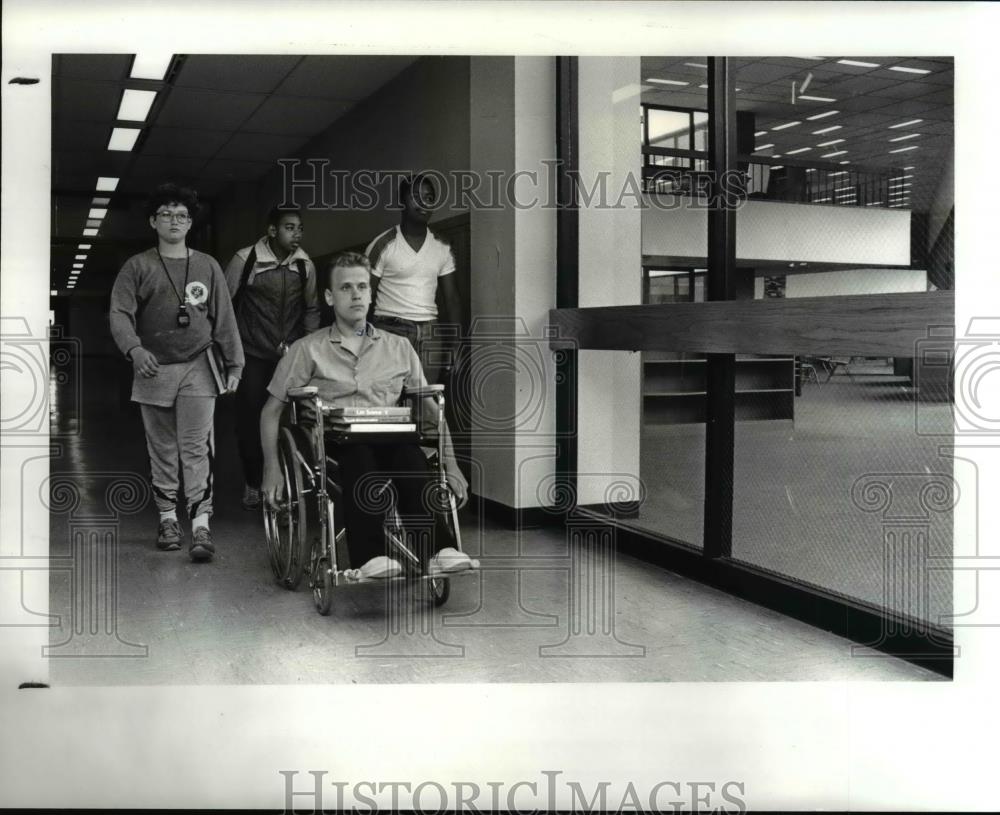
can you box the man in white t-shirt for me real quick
[364,173,462,383]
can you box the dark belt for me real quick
[374,315,432,327]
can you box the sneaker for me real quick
[242,484,261,510]
[189,526,215,562]
[427,547,475,575]
[345,556,402,581]
[156,519,182,551]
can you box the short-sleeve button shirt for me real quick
[266,323,427,406]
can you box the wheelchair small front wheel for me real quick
[430,576,450,607]
[312,556,333,616]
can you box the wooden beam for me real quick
[548,291,955,357]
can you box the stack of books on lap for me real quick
[326,405,416,433]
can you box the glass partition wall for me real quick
[559,56,955,673]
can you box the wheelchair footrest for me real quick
[333,562,479,587]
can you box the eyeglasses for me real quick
[155,211,191,223]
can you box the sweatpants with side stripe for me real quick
[140,396,216,519]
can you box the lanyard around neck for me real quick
[155,248,191,306]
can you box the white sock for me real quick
[159,509,178,522]
[192,513,210,531]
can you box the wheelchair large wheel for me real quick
[263,428,310,589]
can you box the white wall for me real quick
[576,57,642,507]
[214,57,471,262]
[469,57,557,509]
[784,267,927,298]
[642,195,911,266]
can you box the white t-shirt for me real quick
[364,225,455,321]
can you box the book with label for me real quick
[329,422,417,433]
[327,406,411,419]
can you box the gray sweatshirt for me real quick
[109,248,245,375]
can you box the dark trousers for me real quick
[235,354,280,488]
[334,442,454,568]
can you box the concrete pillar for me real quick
[576,58,643,506]
[469,57,557,512]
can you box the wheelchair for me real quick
[261,383,469,615]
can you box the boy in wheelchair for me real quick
[259,252,473,581]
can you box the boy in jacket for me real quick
[224,207,320,509]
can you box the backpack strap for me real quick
[233,247,257,307]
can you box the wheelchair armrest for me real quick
[288,386,319,399]
[404,384,445,398]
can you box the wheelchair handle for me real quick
[288,386,319,399]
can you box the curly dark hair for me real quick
[266,206,302,229]
[145,182,200,221]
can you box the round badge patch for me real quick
[185,281,208,306]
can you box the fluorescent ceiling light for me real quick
[72,263,83,269]
[865,202,884,207]
[88,208,108,219]
[822,150,847,157]
[837,59,881,68]
[806,168,816,173]
[755,143,775,150]
[78,243,92,250]
[86,219,102,228]
[890,65,931,74]
[786,147,812,155]
[771,154,782,158]
[771,121,801,130]
[74,254,87,261]
[92,197,111,206]
[51,289,58,296]
[684,62,707,69]
[806,110,839,121]
[839,160,851,164]
[771,165,784,170]
[890,145,919,153]
[798,95,836,102]
[83,228,99,236]
[108,127,141,151]
[895,182,913,188]
[813,125,843,134]
[828,170,849,177]
[117,89,157,122]
[96,177,119,192]
[646,78,689,86]
[754,130,767,137]
[813,197,831,203]
[897,174,914,180]
[816,139,845,147]
[698,84,708,89]
[889,133,921,142]
[130,53,173,80]
[890,119,923,129]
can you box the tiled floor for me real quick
[45,357,944,684]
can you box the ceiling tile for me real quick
[198,158,275,180]
[174,55,301,93]
[140,127,232,158]
[54,54,131,81]
[52,120,110,152]
[130,154,208,179]
[240,96,354,135]
[53,78,122,121]
[213,131,304,161]
[156,87,263,130]
[274,55,418,100]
